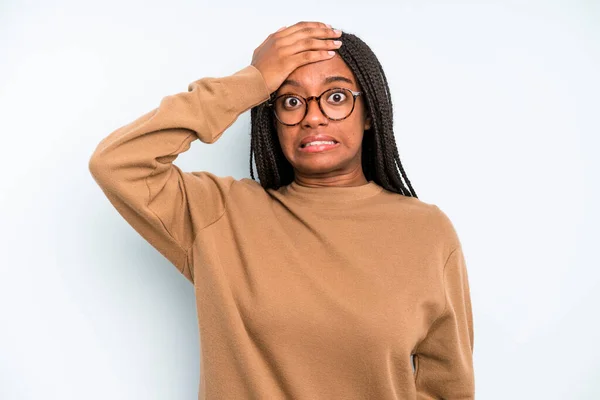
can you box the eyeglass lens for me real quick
[273,88,355,125]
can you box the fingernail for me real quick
[334,29,342,35]
[326,23,332,28]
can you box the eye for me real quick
[282,95,303,109]
[326,90,348,104]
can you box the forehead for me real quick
[282,54,357,90]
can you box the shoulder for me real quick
[418,200,463,257]
[232,177,269,196]
[187,170,236,192]
[404,197,464,272]
[379,190,462,252]
[185,172,269,198]
[429,203,462,252]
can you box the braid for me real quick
[249,31,418,198]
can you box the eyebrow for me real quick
[280,76,354,88]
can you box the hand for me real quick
[251,21,343,94]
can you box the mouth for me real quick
[298,140,340,153]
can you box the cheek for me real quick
[276,127,296,154]
[340,115,366,146]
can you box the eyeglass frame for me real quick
[265,87,363,127]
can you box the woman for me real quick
[89,21,475,399]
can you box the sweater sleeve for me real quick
[88,65,271,283]
[414,245,475,399]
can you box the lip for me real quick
[298,142,340,153]
[299,134,339,148]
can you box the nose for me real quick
[301,98,329,128]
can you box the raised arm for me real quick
[88,65,270,282]
[89,21,344,283]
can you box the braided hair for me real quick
[249,31,418,197]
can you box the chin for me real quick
[294,159,348,175]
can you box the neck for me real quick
[293,166,368,188]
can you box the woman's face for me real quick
[273,54,371,180]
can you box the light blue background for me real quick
[1,0,598,398]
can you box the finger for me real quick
[276,21,334,39]
[277,26,341,50]
[284,36,342,56]
[289,49,336,67]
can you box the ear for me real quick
[364,115,372,131]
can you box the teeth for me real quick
[302,140,336,148]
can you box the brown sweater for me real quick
[88,64,475,399]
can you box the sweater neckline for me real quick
[281,179,384,206]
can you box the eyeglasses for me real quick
[266,87,362,126]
